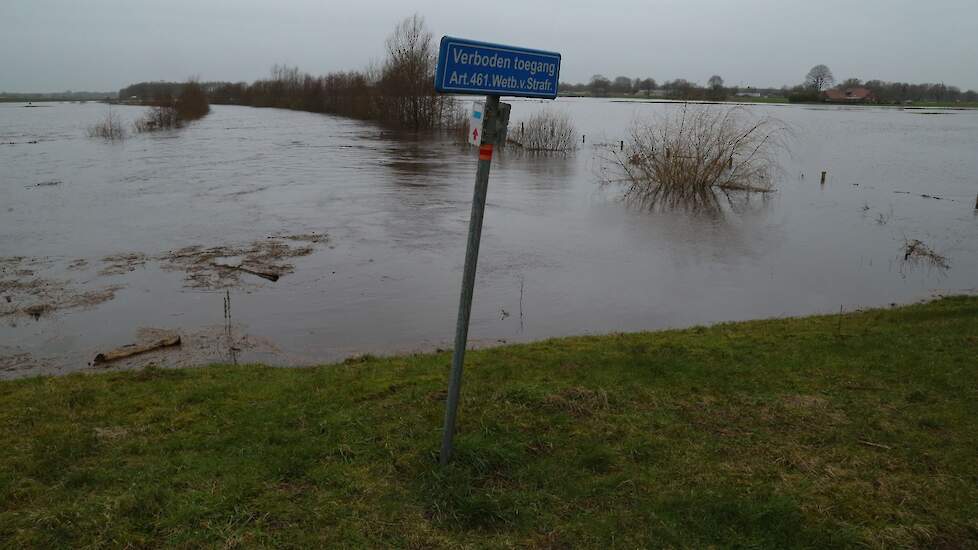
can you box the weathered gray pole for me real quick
[440,95,501,465]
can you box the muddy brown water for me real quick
[1,100,976,378]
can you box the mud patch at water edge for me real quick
[67,258,89,271]
[0,257,123,320]
[99,252,148,276]
[0,350,44,376]
[87,325,292,374]
[0,255,50,278]
[0,323,297,379]
[272,232,330,244]
[157,234,328,289]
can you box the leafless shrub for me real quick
[902,239,949,270]
[603,105,789,213]
[134,106,182,133]
[87,109,126,140]
[508,109,577,151]
[175,78,210,120]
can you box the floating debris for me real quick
[93,333,181,365]
[902,239,949,270]
[26,180,62,188]
[213,263,280,282]
[99,252,147,276]
[159,234,326,289]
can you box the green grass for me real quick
[2,297,977,548]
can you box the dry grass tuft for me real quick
[604,105,789,213]
[508,109,577,152]
[544,386,610,417]
[87,109,126,141]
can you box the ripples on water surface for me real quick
[1,100,976,377]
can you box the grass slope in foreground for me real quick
[1,297,977,548]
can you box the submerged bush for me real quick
[87,109,126,140]
[508,110,577,151]
[134,106,182,132]
[132,79,211,133]
[605,105,788,212]
[132,79,210,133]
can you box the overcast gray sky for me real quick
[2,0,977,92]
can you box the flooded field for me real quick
[2,99,976,378]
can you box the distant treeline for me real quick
[118,81,226,102]
[2,91,113,103]
[784,73,978,104]
[560,76,757,101]
[833,80,977,103]
[118,16,459,131]
[560,70,978,104]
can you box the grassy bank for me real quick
[2,297,977,547]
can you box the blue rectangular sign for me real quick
[434,36,561,99]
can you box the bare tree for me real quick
[611,76,633,95]
[376,14,458,130]
[589,75,611,96]
[707,75,727,100]
[805,65,835,91]
[664,79,699,100]
[638,78,657,96]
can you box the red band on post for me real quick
[479,144,493,161]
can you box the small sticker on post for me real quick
[479,144,493,161]
[468,101,484,146]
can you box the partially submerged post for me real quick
[821,171,827,184]
[434,36,561,464]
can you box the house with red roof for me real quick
[823,87,876,103]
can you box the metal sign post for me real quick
[439,95,501,465]
[434,36,560,465]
